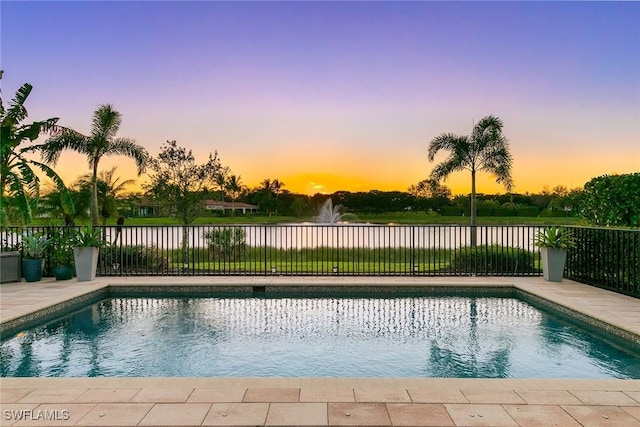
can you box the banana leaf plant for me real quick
[0,71,73,225]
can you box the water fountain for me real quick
[315,199,356,224]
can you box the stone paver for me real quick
[571,390,640,406]
[202,403,269,426]
[503,404,582,427]
[187,388,246,403]
[408,388,469,403]
[131,388,193,403]
[0,389,33,404]
[328,402,391,426]
[18,389,87,404]
[243,388,299,402]
[461,389,526,404]
[623,407,640,422]
[354,387,411,403]
[138,403,211,426]
[515,390,583,405]
[76,403,153,426]
[75,388,140,403]
[265,402,328,426]
[386,403,455,426]
[562,405,640,427]
[2,276,640,426]
[299,388,355,402]
[445,404,518,427]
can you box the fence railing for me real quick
[565,226,640,297]
[2,224,638,297]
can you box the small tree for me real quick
[578,173,640,227]
[145,140,226,263]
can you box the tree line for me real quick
[2,73,638,229]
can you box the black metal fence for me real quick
[565,226,640,297]
[2,224,638,297]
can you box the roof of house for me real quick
[204,200,258,209]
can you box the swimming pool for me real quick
[2,292,639,379]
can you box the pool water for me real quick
[2,295,639,378]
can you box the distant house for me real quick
[204,200,258,214]
[135,197,164,217]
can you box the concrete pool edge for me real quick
[2,277,639,426]
[1,377,639,427]
[1,276,639,345]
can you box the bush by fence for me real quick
[450,245,537,275]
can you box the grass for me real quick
[100,244,539,275]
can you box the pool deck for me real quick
[1,276,639,426]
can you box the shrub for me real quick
[578,173,640,227]
[100,244,167,273]
[450,245,536,275]
[204,227,246,261]
[515,206,539,217]
[439,206,464,216]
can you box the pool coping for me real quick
[1,276,639,344]
[1,277,639,426]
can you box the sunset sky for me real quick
[2,1,639,196]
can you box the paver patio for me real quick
[1,276,639,426]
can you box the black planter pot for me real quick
[22,258,43,282]
[53,265,75,280]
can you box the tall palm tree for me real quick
[0,72,72,225]
[428,115,513,229]
[41,104,148,225]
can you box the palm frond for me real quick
[3,83,32,127]
[40,129,89,165]
[5,170,33,223]
[427,133,467,161]
[106,138,149,174]
[31,160,75,214]
[92,104,121,141]
[429,153,468,183]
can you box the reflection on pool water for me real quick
[2,295,639,378]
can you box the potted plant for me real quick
[71,225,104,281]
[21,232,50,282]
[49,229,75,280]
[534,226,576,282]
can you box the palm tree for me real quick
[41,104,148,225]
[0,72,72,225]
[225,174,244,214]
[427,115,513,229]
[76,166,135,225]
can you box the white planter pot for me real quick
[73,247,99,281]
[540,247,567,282]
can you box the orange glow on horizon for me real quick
[45,149,639,198]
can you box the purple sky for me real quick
[2,1,639,195]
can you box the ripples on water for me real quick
[2,296,639,378]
